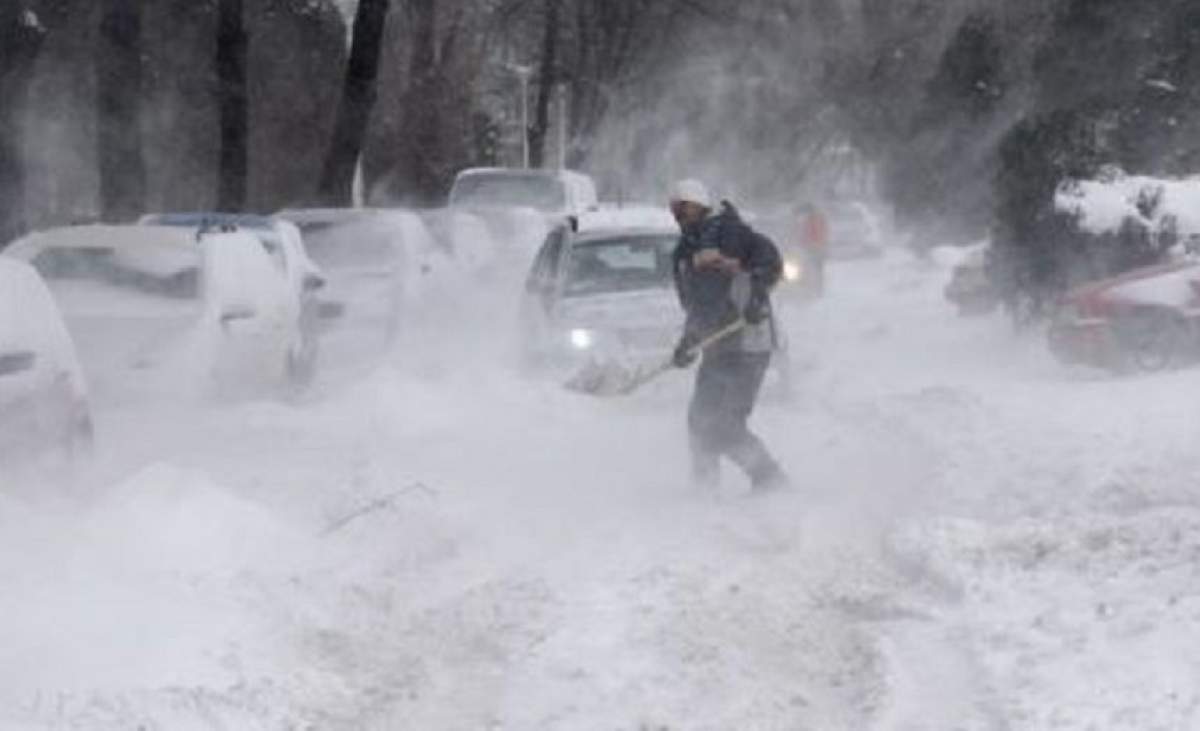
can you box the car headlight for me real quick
[568,328,595,350]
[783,259,802,282]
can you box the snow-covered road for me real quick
[4,247,1200,729]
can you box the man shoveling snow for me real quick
[668,179,788,493]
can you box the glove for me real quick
[672,335,699,369]
[744,289,771,325]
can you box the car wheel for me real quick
[1119,310,1192,373]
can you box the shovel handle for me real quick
[686,317,747,356]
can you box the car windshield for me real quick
[451,172,566,211]
[563,234,677,297]
[299,221,399,270]
[29,246,200,299]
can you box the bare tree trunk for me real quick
[216,0,247,212]
[404,0,441,203]
[96,0,146,222]
[528,0,560,169]
[0,4,45,244]
[317,0,389,206]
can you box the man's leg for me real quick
[714,351,786,489]
[687,356,725,487]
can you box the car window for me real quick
[300,222,399,270]
[527,228,565,291]
[562,234,676,297]
[29,246,200,299]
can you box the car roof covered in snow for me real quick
[139,212,279,231]
[276,207,419,228]
[454,166,588,182]
[574,205,677,234]
[573,226,679,246]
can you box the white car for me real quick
[139,213,326,385]
[0,257,92,463]
[520,211,685,366]
[448,168,597,242]
[4,224,317,400]
[277,208,470,362]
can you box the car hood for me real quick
[554,288,682,332]
[1066,259,1199,307]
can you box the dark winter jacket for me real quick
[673,202,783,353]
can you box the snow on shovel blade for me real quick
[564,318,746,397]
[564,355,671,397]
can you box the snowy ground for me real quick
[3,238,1200,730]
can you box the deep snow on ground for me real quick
[3,235,1200,729]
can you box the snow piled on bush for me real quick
[1056,169,1200,239]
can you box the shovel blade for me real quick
[564,357,668,397]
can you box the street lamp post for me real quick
[557,83,567,170]
[507,63,533,168]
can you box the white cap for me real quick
[669,178,713,209]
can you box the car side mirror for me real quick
[567,215,579,233]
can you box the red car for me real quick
[1049,259,1200,372]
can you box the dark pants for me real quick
[688,349,782,487]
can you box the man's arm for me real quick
[671,244,691,310]
[744,226,783,293]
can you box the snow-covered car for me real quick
[944,246,999,316]
[0,257,92,463]
[521,221,683,366]
[447,168,595,261]
[448,168,599,234]
[4,224,317,399]
[826,200,885,260]
[1048,259,1200,372]
[139,213,326,385]
[278,208,466,357]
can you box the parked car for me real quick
[521,210,791,392]
[278,208,458,360]
[4,224,318,399]
[139,212,326,384]
[279,209,404,322]
[825,200,885,260]
[1048,258,1200,372]
[521,218,683,366]
[449,167,599,225]
[944,246,999,316]
[0,257,92,463]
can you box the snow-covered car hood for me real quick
[1106,261,1200,310]
[553,287,682,332]
[1065,259,1200,312]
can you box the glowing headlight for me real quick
[569,328,595,350]
[783,260,803,282]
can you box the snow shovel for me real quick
[565,318,746,397]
